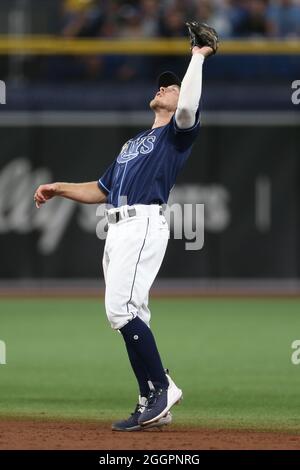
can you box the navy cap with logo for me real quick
[157,71,181,89]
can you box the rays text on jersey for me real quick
[117,136,156,163]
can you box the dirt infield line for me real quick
[0,420,300,450]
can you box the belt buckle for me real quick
[127,208,136,218]
[108,207,136,224]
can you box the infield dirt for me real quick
[0,420,300,450]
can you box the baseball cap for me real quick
[157,71,181,89]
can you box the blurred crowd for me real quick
[61,0,300,39]
[31,0,300,83]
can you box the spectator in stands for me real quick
[140,0,161,37]
[161,0,195,16]
[267,0,300,37]
[118,4,144,38]
[159,6,187,37]
[233,0,270,37]
[194,0,233,38]
[62,0,104,37]
[108,3,154,81]
[58,0,106,81]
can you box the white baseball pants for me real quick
[102,205,169,330]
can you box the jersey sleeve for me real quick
[173,106,200,134]
[98,161,115,195]
[170,107,201,150]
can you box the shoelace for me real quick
[132,403,145,416]
[146,389,164,409]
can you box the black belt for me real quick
[107,207,163,224]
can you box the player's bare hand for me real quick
[34,183,58,208]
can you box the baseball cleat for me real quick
[112,396,172,432]
[138,371,183,426]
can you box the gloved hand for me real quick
[185,21,219,56]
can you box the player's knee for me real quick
[105,294,133,330]
[105,308,121,330]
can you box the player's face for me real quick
[150,85,180,113]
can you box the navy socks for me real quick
[120,316,169,391]
[125,341,151,398]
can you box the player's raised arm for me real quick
[34,181,107,208]
[175,22,219,130]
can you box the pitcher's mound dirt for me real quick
[0,420,299,450]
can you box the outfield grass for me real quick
[1,298,300,431]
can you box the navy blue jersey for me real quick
[98,112,200,207]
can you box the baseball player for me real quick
[34,22,218,432]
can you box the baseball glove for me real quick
[185,21,219,56]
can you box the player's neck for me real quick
[152,110,174,129]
